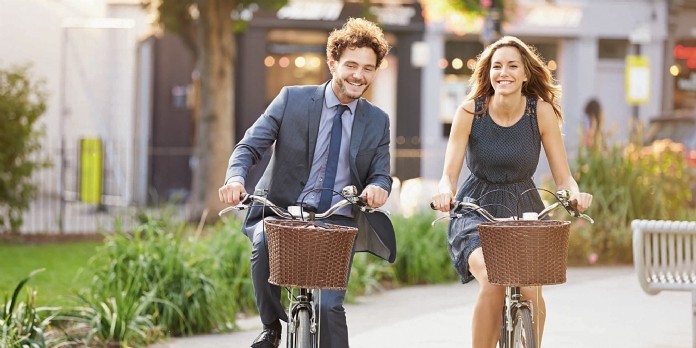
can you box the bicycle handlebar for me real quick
[218,185,390,220]
[430,189,594,225]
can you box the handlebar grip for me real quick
[567,199,580,217]
[430,201,459,210]
[357,196,367,205]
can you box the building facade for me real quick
[4,0,683,212]
[665,0,696,114]
[420,0,669,182]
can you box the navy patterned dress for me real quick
[448,95,546,284]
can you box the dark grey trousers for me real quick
[250,216,357,348]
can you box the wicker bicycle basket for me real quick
[263,220,358,290]
[477,220,571,287]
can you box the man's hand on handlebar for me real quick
[361,184,388,208]
[218,181,247,206]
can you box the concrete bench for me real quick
[632,219,696,347]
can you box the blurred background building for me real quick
[420,0,672,181]
[2,0,696,231]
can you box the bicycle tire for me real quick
[498,307,507,348]
[512,306,536,348]
[313,290,321,347]
[295,307,312,348]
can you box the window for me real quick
[598,39,629,59]
[265,30,330,102]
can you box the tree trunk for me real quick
[190,0,234,222]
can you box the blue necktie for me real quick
[318,104,348,212]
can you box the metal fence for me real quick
[17,140,139,235]
[19,192,138,235]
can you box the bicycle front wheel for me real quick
[512,306,536,348]
[294,308,312,348]
[498,307,507,348]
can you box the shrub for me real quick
[206,215,256,318]
[0,64,51,232]
[567,139,696,265]
[79,211,235,343]
[68,272,165,347]
[0,270,63,348]
[390,212,458,284]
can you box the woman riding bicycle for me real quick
[218,18,395,348]
[430,36,593,347]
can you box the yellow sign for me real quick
[79,137,103,204]
[625,55,650,106]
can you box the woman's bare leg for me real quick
[468,247,505,348]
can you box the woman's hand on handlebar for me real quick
[218,181,247,206]
[569,192,593,212]
[430,191,454,213]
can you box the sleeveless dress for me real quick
[448,95,546,284]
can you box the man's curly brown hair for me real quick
[326,18,390,68]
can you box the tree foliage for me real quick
[143,0,287,55]
[448,0,516,25]
[0,64,51,232]
[143,0,287,221]
[448,0,514,14]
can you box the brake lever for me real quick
[349,194,389,215]
[431,215,454,226]
[567,199,581,217]
[218,194,255,217]
[561,195,595,224]
[218,204,243,216]
[579,213,595,224]
[361,206,391,215]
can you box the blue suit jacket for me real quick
[225,81,396,263]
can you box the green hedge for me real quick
[567,139,696,265]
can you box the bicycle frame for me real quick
[220,185,388,348]
[432,189,593,348]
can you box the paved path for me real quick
[150,266,693,348]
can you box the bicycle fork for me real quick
[288,288,318,348]
[501,286,534,348]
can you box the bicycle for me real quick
[432,189,594,348]
[219,185,387,348]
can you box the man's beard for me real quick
[335,75,370,100]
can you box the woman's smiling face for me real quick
[489,46,528,95]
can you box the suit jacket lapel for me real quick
[307,82,327,166]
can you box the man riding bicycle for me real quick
[218,18,396,348]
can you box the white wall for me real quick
[0,0,151,203]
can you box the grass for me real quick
[0,241,101,306]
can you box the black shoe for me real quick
[251,327,281,348]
